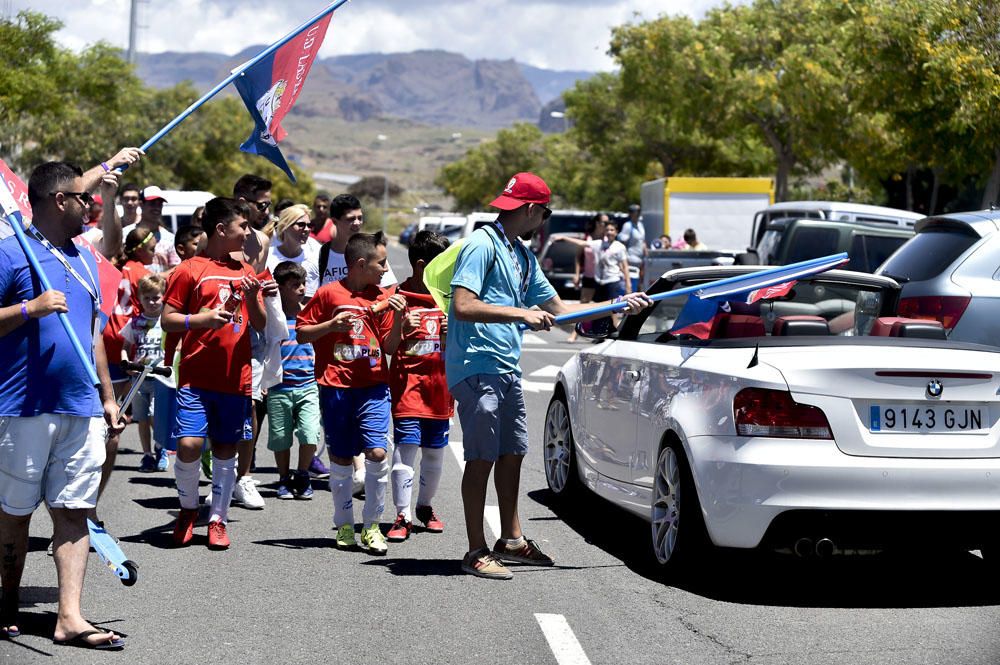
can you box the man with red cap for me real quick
[446,172,652,579]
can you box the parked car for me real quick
[536,211,630,293]
[399,221,419,246]
[877,209,1000,347]
[766,218,913,270]
[543,265,1000,571]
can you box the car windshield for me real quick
[878,228,978,282]
[634,274,888,343]
[546,214,588,235]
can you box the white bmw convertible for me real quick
[543,265,1000,569]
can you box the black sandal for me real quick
[53,629,125,650]
[0,592,19,639]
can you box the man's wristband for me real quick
[20,301,29,321]
[100,162,111,173]
[184,314,191,330]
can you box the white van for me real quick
[158,190,215,233]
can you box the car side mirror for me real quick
[575,317,615,339]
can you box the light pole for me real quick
[550,110,568,133]
[376,134,388,234]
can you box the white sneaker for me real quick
[233,475,265,509]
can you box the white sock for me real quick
[362,456,388,528]
[417,447,445,509]
[391,445,417,521]
[174,457,201,510]
[209,456,237,524]
[329,463,354,528]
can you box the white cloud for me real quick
[8,0,734,72]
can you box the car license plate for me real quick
[869,404,987,433]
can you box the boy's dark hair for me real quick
[273,260,307,285]
[330,194,362,220]
[27,162,83,208]
[232,174,272,201]
[314,193,331,204]
[120,182,140,196]
[345,231,386,266]
[274,198,295,214]
[202,197,251,238]
[408,230,450,266]
[683,228,698,243]
[175,225,205,247]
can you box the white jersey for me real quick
[319,248,398,289]
[267,237,321,297]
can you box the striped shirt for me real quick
[275,319,316,390]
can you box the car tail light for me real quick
[734,388,832,439]
[897,296,970,330]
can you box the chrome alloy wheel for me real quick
[651,446,681,564]
[543,399,573,493]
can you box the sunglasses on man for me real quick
[49,191,95,206]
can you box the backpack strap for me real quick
[319,242,331,280]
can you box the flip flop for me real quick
[53,629,125,650]
[0,594,19,639]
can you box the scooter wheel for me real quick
[120,560,138,587]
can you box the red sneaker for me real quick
[415,505,444,533]
[207,521,230,550]
[386,513,412,542]
[172,508,198,547]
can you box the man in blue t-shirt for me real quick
[446,172,652,580]
[0,160,135,649]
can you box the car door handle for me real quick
[625,370,641,381]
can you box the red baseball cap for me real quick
[489,172,551,211]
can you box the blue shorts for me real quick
[393,417,450,449]
[173,386,252,444]
[450,373,528,462]
[320,384,390,458]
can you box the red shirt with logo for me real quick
[164,256,258,396]
[389,285,453,419]
[296,280,393,389]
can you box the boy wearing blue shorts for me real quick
[161,197,276,550]
[267,261,319,500]
[297,232,405,555]
[385,231,453,541]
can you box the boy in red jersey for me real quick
[297,232,405,555]
[385,231,453,541]
[161,197,275,550]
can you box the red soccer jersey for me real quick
[297,280,393,389]
[103,259,151,367]
[389,286,453,419]
[164,256,258,395]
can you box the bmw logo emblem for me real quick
[927,380,943,398]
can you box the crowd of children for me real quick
[104,184,453,555]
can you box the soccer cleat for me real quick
[335,524,356,550]
[492,537,555,566]
[461,548,513,580]
[233,476,265,509]
[308,456,330,479]
[172,508,199,547]
[386,514,412,542]
[156,446,169,472]
[360,524,388,555]
[207,521,230,550]
[139,454,156,473]
[292,471,313,500]
[415,505,444,533]
[276,476,293,500]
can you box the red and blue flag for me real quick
[232,10,334,182]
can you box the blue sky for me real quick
[9,0,734,71]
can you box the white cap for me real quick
[142,185,168,202]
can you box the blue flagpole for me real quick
[527,252,849,329]
[3,212,100,385]
[126,0,350,161]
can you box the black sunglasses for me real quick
[50,191,94,206]
[254,200,271,212]
[541,205,552,220]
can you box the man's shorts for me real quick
[153,382,177,451]
[0,415,107,516]
[266,385,321,452]
[450,373,528,462]
[131,382,156,423]
[174,386,252,444]
[393,417,450,449]
[319,384,390,458]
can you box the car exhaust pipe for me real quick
[793,537,813,558]
[815,538,836,559]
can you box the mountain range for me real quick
[135,49,593,129]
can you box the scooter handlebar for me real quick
[120,360,173,378]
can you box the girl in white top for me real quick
[267,204,321,298]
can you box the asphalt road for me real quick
[4,240,1000,664]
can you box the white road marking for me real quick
[523,333,547,345]
[530,364,562,378]
[446,440,500,539]
[521,379,554,393]
[534,614,592,665]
